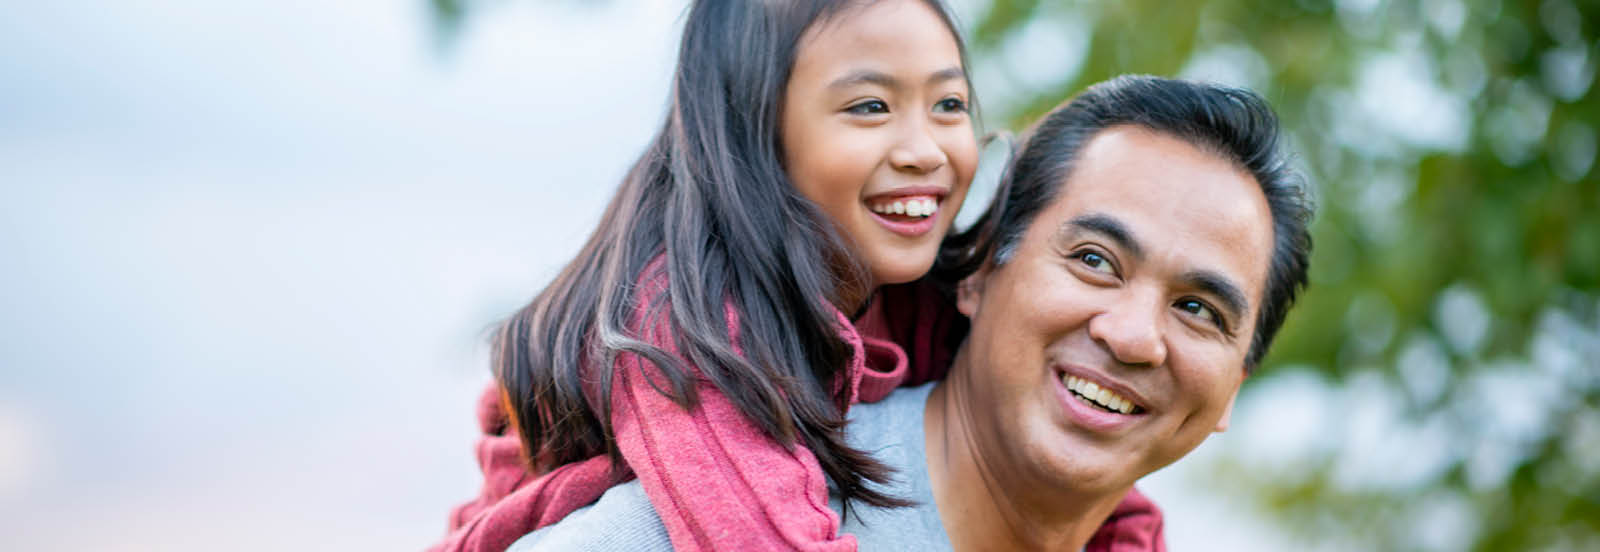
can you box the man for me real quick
[512,75,1314,551]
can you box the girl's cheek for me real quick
[932,126,978,174]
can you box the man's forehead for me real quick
[1047,127,1275,304]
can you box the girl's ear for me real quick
[956,269,988,318]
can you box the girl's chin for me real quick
[868,255,937,287]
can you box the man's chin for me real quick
[1032,437,1145,493]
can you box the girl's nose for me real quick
[888,120,948,174]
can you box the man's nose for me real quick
[888,118,947,174]
[1087,291,1168,368]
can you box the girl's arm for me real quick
[508,480,674,552]
[427,385,535,552]
[611,357,854,551]
[429,386,624,552]
[434,342,855,552]
[607,283,856,552]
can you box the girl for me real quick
[433,1,978,550]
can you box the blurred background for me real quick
[1,0,1594,550]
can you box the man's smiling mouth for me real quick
[1062,374,1143,415]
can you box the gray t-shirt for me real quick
[509,382,950,551]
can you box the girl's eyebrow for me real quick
[925,66,966,86]
[828,66,967,90]
[828,69,897,90]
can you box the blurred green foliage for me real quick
[432,0,1597,549]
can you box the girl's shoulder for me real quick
[631,252,866,343]
[857,278,964,388]
[626,254,741,345]
[628,254,875,403]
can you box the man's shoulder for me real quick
[833,382,953,551]
[842,382,935,459]
[506,481,671,552]
[848,382,935,424]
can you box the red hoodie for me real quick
[430,267,1165,552]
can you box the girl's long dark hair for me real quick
[495,0,971,511]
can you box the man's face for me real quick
[954,125,1275,494]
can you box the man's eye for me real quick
[934,97,968,113]
[1075,251,1115,275]
[1176,299,1222,327]
[847,100,889,115]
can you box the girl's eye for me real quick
[934,97,968,113]
[1176,299,1226,330]
[847,100,889,115]
[1072,250,1116,275]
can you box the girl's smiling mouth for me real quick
[863,188,948,237]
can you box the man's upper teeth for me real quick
[1064,374,1136,414]
[871,197,937,217]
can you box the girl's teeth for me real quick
[870,197,939,218]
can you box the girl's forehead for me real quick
[792,0,962,68]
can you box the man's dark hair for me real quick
[937,75,1313,370]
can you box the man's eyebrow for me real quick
[1181,270,1250,322]
[1060,213,1144,260]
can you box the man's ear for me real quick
[955,268,988,318]
[1213,369,1247,433]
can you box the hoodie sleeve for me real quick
[1085,487,1168,552]
[605,274,856,552]
[426,385,625,552]
[861,278,963,390]
[426,385,535,552]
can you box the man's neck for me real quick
[924,355,1131,551]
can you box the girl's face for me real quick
[782,0,978,289]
